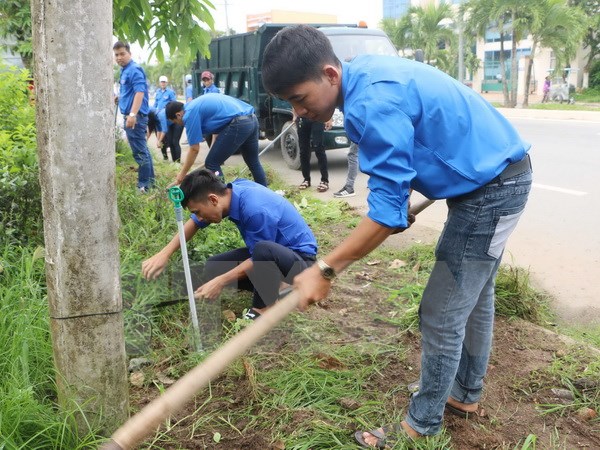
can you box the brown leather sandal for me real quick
[299,180,310,190]
[317,181,329,192]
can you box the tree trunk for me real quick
[499,33,510,107]
[523,40,538,108]
[510,22,519,108]
[30,0,129,436]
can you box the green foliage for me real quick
[0,64,42,245]
[1,0,215,69]
[588,59,600,88]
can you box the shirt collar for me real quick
[227,182,240,222]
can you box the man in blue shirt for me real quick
[113,41,155,192]
[166,96,267,187]
[154,76,181,162]
[142,169,317,319]
[201,71,220,94]
[262,25,532,446]
[185,74,194,103]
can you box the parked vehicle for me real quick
[191,23,398,169]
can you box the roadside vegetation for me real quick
[1,64,599,448]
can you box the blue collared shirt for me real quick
[154,87,176,111]
[190,179,317,256]
[185,84,193,102]
[203,84,220,94]
[118,61,149,115]
[340,55,530,228]
[182,94,254,145]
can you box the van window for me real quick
[327,35,398,62]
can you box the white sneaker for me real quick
[333,188,355,198]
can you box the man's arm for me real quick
[125,91,144,128]
[176,143,200,184]
[141,219,199,280]
[294,216,394,310]
[195,258,253,300]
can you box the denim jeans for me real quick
[405,168,532,435]
[298,118,328,183]
[124,114,155,189]
[204,115,267,186]
[344,142,359,190]
[202,242,314,309]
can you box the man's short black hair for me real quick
[113,41,130,53]
[180,169,228,207]
[262,25,340,96]
[165,101,184,120]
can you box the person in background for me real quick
[201,71,220,94]
[113,40,155,193]
[166,96,267,187]
[185,74,194,103]
[333,142,358,198]
[141,169,317,320]
[262,25,532,447]
[296,113,332,193]
[153,76,181,162]
[542,76,551,103]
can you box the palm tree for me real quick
[463,0,513,106]
[523,0,588,106]
[384,4,456,68]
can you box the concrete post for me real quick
[30,0,129,434]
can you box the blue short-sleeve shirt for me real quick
[154,87,177,112]
[190,179,317,256]
[182,94,254,146]
[118,61,149,115]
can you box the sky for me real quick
[129,1,384,64]
[209,0,384,33]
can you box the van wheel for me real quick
[280,121,301,170]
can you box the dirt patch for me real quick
[128,224,600,449]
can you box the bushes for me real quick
[0,65,42,245]
[589,59,600,89]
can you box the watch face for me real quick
[322,267,335,280]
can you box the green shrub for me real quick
[589,59,600,89]
[0,65,42,245]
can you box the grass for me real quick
[2,143,599,448]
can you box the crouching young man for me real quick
[142,169,317,319]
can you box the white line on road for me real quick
[532,183,588,196]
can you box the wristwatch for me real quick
[128,112,136,117]
[317,259,336,280]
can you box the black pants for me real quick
[202,241,315,308]
[161,122,184,162]
[298,118,328,183]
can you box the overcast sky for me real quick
[210,0,384,33]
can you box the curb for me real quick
[496,107,600,122]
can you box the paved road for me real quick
[177,111,600,324]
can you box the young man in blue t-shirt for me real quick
[166,96,267,187]
[113,41,155,192]
[262,25,532,446]
[142,169,317,319]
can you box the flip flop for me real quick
[445,403,486,419]
[354,424,403,449]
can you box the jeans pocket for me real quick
[486,207,525,259]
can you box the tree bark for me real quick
[30,0,129,435]
[523,41,538,108]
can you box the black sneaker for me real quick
[333,187,355,198]
[243,308,261,321]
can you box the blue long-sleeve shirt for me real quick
[154,87,176,112]
[340,55,530,228]
[190,179,317,256]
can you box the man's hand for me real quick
[293,264,332,311]
[141,252,170,280]
[324,119,333,131]
[194,277,225,301]
[125,115,137,129]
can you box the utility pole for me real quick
[30,0,129,435]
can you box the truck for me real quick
[191,23,398,169]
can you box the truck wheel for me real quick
[280,121,301,170]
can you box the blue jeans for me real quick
[406,168,532,435]
[205,115,267,186]
[124,114,155,189]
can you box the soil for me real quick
[128,225,600,449]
